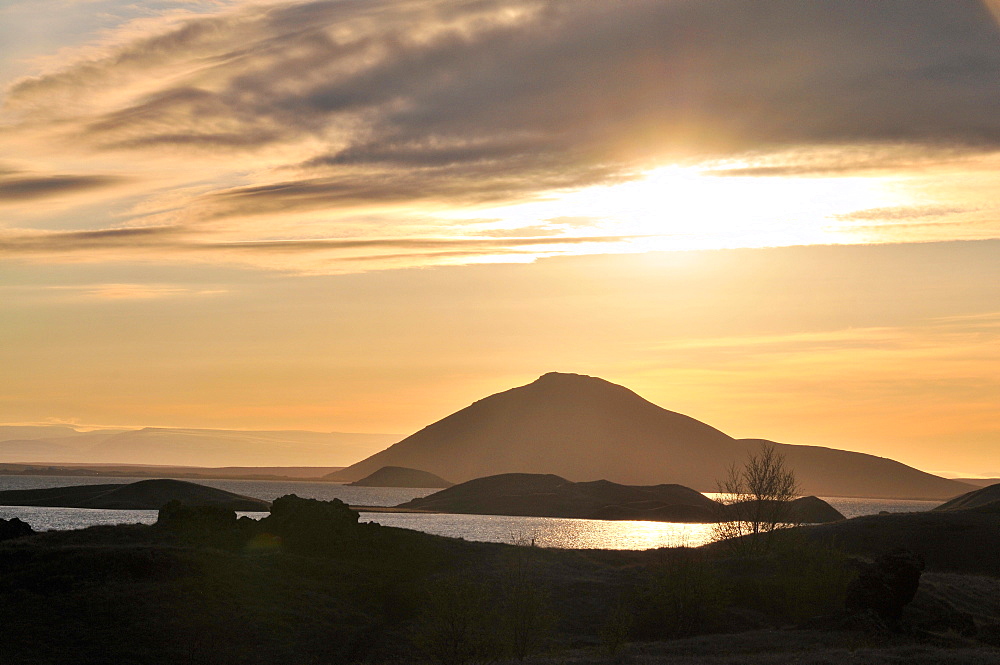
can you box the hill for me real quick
[396,472,844,523]
[934,482,1000,512]
[796,509,1000,577]
[346,466,452,488]
[0,426,397,467]
[332,372,971,499]
[0,479,269,511]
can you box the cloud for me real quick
[2,0,999,271]
[0,224,632,273]
[57,283,228,300]
[834,205,973,222]
[0,172,125,202]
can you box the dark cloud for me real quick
[201,154,625,218]
[0,174,125,201]
[0,224,627,267]
[0,227,184,253]
[6,0,1000,219]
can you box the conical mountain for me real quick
[336,372,741,487]
[334,372,971,499]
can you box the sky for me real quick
[1,0,998,477]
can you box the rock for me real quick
[257,494,360,554]
[0,517,34,541]
[845,548,925,630]
[156,500,250,548]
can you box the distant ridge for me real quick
[0,427,397,467]
[334,372,971,500]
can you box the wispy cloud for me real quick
[2,0,999,272]
[0,172,126,202]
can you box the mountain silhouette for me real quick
[333,372,970,500]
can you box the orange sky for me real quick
[1,0,998,477]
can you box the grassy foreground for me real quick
[1,498,999,664]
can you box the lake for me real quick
[0,475,942,549]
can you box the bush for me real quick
[495,546,556,660]
[723,535,854,623]
[713,442,800,556]
[412,573,498,665]
[631,549,725,639]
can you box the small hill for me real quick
[346,466,452,488]
[933,482,1000,512]
[0,479,269,511]
[797,509,1000,576]
[333,372,971,499]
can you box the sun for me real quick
[455,163,907,257]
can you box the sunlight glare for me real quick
[458,164,906,255]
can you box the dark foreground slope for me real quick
[794,506,1000,577]
[1,498,999,664]
[334,372,970,499]
[346,465,452,488]
[398,473,844,523]
[0,479,269,511]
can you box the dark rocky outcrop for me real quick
[346,466,452,488]
[0,478,270,511]
[0,517,33,541]
[845,548,925,630]
[332,372,971,499]
[257,494,360,554]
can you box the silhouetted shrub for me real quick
[412,573,498,665]
[631,549,724,639]
[724,535,854,623]
[495,546,556,660]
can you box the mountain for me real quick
[0,426,397,467]
[0,479,269,511]
[346,466,452,488]
[333,372,971,500]
[934,483,1000,512]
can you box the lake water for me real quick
[0,475,942,550]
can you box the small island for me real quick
[394,472,845,523]
[346,465,453,488]
[0,478,270,511]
